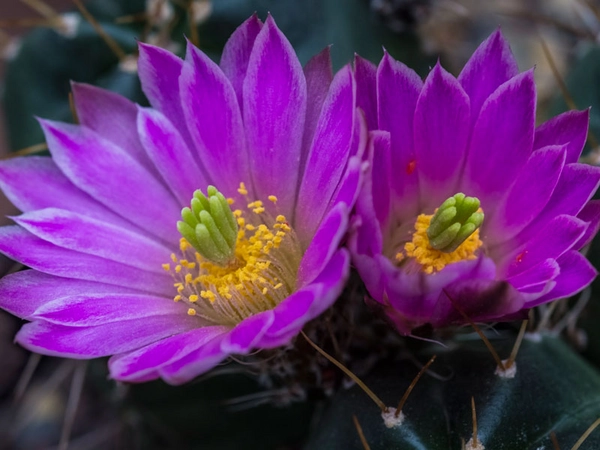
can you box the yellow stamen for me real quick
[187,308,197,316]
[268,195,278,203]
[400,214,482,274]
[237,182,248,195]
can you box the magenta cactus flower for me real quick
[351,30,600,334]
[0,15,364,384]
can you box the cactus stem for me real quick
[443,289,506,371]
[301,331,387,412]
[395,355,437,418]
[352,415,371,450]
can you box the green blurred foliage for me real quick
[3,22,143,151]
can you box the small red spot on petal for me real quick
[406,159,416,175]
[516,251,528,263]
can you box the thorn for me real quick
[58,361,87,450]
[325,315,342,359]
[444,289,505,371]
[551,431,561,450]
[142,0,165,40]
[0,17,61,28]
[188,0,200,48]
[465,398,484,449]
[1,142,48,159]
[536,299,560,332]
[505,320,528,369]
[571,418,600,450]
[395,355,436,417]
[301,331,387,412]
[527,309,534,331]
[20,0,59,20]
[68,92,79,125]
[471,397,478,446]
[12,353,41,404]
[353,415,371,450]
[72,0,127,61]
[114,12,147,25]
[554,287,591,335]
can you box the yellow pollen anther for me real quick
[400,213,483,274]
[274,283,283,290]
[189,294,199,302]
[187,308,197,316]
[179,238,191,252]
[268,195,278,203]
[175,265,182,273]
[227,198,234,205]
[200,290,216,302]
[237,182,248,195]
[162,263,170,272]
[174,295,182,302]
[253,207,265,214]
[276,215,286,223]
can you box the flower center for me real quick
[163,183,302,325]
[397,193,484,274]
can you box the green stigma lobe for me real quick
[177,186,238,265]
[426,193,484,253]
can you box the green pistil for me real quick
[177,186,238,265]
[426,193,484,253]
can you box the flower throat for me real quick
[397,193,484,274]
[163,183,302,325]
